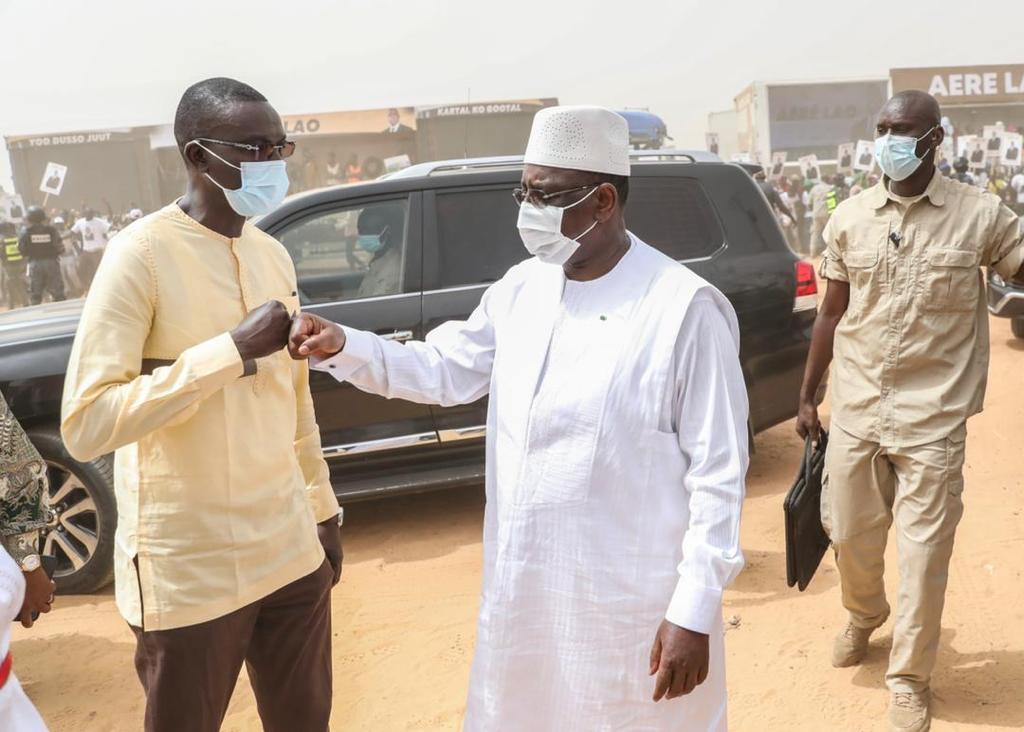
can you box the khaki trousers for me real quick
[822,423,967,693]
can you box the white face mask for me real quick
[516,186,599,266]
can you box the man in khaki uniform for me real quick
[797,90,1024,732]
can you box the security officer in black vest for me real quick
[18,207,65,305]
[0,220,29,309]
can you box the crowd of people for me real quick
[288,150,373,192]
[757,144,1024,258]
[0,205,143,310]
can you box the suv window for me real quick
[278,198,410,303]
[628,177,723,261]
[435,188,524,288]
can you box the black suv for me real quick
[987,270,1024,339]
[0,150,819,593]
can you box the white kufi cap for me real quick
[524,105,630,177]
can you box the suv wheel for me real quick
[27,426,116,594]
[1013,317,1024,340]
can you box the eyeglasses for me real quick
[512,184,597,207]
[196,137,297,161]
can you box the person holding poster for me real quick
[806,155,833,256]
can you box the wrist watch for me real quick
[19,554,41,573]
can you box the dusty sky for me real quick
[1,0,1022,191]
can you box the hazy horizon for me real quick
[2,0,1022,192]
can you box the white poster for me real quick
[983,125,1003,158]
[1000,133,1023,167]
[0,191,26,223]
[798,154,821,182]
[730,152,752,164]
[853,140,875,172]
[383,154,412,173]
[769,152,787,178]
[39,162,68,196]
[836,143,855,174]
[705,132,720,156]
[967,139,987,170]
[956,134,978,159]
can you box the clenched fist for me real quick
[289,312,347,360]
[230,300,292,362]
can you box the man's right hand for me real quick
[230,300,292,362]
[289,313,346,360]
[795,400,822,445]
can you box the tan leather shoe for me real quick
[831,618,885,667]
[889,690,930,732]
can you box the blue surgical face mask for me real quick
[357,225,389,254]
[874,126,937,182]
[187,141,290,217]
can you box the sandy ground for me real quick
[11,314,1024,731]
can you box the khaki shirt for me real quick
[820,172,1024,447]
[62,203,339,630]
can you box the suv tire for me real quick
[1013,317,1024,340]
[27,426,116,594]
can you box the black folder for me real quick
[784,432,830,591]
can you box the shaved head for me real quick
[874,89,944,189]
[881,90,941,130]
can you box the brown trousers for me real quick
[131,559,334,732]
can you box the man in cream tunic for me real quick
[291,106,748,730]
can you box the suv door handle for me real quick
[381,330,414,342]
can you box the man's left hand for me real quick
[19,566,56,629]
[649,619,710,701]
[317,517,344,586]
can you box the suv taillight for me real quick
[794,261,818,312]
